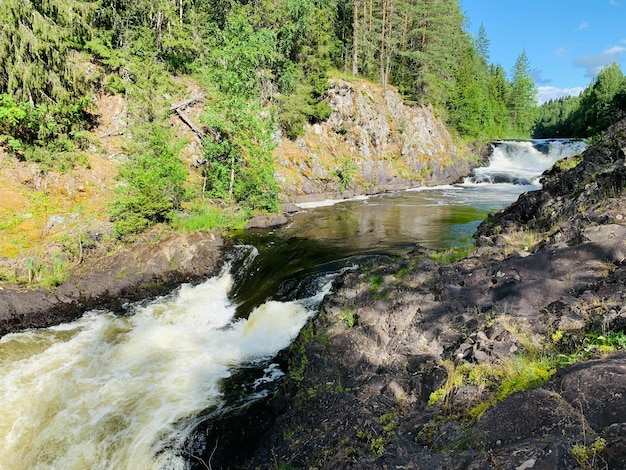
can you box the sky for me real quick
[460,1,626,104]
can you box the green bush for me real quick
[110,123,188,237]
[0,93,94,172]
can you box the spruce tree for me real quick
[508,50,537,137]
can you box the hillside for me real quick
[0,77,471,328]
[0,86,205,285]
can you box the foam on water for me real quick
[466,139,587,186]
[0,262,334,469]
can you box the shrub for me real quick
[110,123,187,237]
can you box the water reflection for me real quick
[279,184,529,253]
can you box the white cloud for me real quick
[554,47,568,58]
[577,21,590,30]
[537,86,584,105]
[609,0,620,6]
[572,45,626,77]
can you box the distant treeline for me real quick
[534,63,626,139]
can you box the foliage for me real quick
[110,122,188,237]
[534,63,626,139]
[507,51,538,136]
[495,355,555,402]
[338,308,357,328]
[572,437,607,470]
[555,331,626,365]
[429,244,475,263]
[171,204,251,232]
[428,353,556,418]
[201,94,280,212]
[0,0,93,106]
[333,157,359,192]
[0,93,93,172]
[197,6,280,212]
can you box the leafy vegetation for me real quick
[534,63,626,139]
[572,437,608,470]
[428,326,626,422]
[110,122,187,236]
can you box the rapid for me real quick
[0,139,586,469]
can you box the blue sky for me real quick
[460,1,626,104]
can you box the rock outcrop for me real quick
[0,230,226,336]
[195,119,626,469]
[275,79,472,202]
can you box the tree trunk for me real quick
[352,0,359,76]
[380,0,387,85]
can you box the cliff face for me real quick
[275,79,470,202]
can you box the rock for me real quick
[203,117,626,470]
[274,79,470,202]
[474,388,588,448]
[545,352,626,432]
[244,214,290,229]
[0,230,226,336]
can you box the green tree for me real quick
[474,23,490,63]
[577,63,625,136]
[508,50,537,136]
[533,63,625,139]
[200,6,280,212]
[448,43,490,137]
[111,122,188,236]
[486,64,512,137]
[0,0,93,106]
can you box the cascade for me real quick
[467,139,587,186]
[0,248,347,469]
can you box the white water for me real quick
[468,139,587,186]
[0,258,338,469]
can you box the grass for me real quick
[338,308,357,328]
[428,326,626,422]
[429,244,475,263]
[572,437,607,470]
[172,204,251,231]
[428,352,556,419]
[555,331,626,365]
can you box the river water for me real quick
[0,139,586,469]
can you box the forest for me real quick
[0,0,625,236]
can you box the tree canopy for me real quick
[534,63,626,139]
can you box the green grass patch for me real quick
[428,353,556,419]
[429,244,475,263]
[172,205,251,232]
[338,308,357,328]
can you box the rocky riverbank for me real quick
[0,229,226,336]
[0,77,474,334]
[192,120,626,469]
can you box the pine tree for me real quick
[508,50,537,136]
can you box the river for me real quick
[0,139,586,469]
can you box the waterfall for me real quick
[0,249,345,469]
[467,139,587,186]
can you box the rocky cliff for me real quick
[275,79,471,202]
